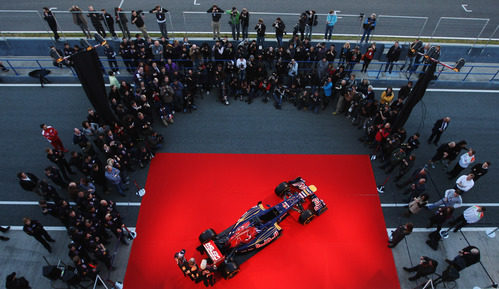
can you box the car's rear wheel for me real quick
[299,209,315,225]
[222,261,240,280]
[275,182,289,198]
[199,228,217,243]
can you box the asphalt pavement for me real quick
[0,0,498,38]
[0,84,498,288]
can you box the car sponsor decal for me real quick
[203,240,225,265]
[255,230,279,249]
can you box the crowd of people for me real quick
[4,4,490,288]
[13,100,165,285]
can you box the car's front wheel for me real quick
[275,182,289,198]
[222,261,240,279]
[199,228,217,243]
[299,209,315,225]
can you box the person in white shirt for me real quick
[448,149,475,179]
[455,173,474,193]
[236,56,247,81]
[448,205,485,232]
[427,189,462,210]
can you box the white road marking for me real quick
[193,0,200,6]
[6,226,136,231]
[382,203,499,207]
[387,227,495,233]
[0,84,498,93]
[461,4,472,13]
[0,201,141,206]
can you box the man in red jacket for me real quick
[41,124,67,152]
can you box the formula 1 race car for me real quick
[181,177,327,282]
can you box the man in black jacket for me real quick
[470,162,490,182]
[428,117,450,145]
[272,18,286,48]
[23,218,55,253]
[101,9,117,38]
[150,5,169,39]
[43,7,59,41]
[88,6,106,38]
[6,272,31,289]
[403,256,438,281]
[445,246,480,271]
[17,172,40,194]
[206,5,223,40]
[384,41,401,74]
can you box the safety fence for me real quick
[0,8,497,45]
[1,57,498,83]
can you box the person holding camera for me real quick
[240,8,250,40]
[225,7,240,41]
[304,10,317,39]
[207,4,223,40]
[324,10,337,41]
[42,7,60,41]
[403,256,438,281]
[446,246,480,271]
[255,19,266,48]
[360,13,376,43]
[131,10,149,39]
[150,5,169,39]
[88,6,106,38]
[272,17,286,47]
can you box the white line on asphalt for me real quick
[6,226,136,231]
[0,201,141,206]
[2,32,498,42]
[382,203,499,207]
[387,227,496,233]
[3,226,493,232]
[1,84,498,93]
[461,4,473,13]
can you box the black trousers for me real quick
[32,230,54,251]
[428,130,442,144]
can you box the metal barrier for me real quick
[181,11,429,40]
[431,17,489,40]
[1,57,497,82]
[0,9,496,42]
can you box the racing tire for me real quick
[199,228,217,243]
[222,262,240,280]
[275,182,290,198]
[298,209,315,225]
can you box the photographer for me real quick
[236,55,247,81]
[131,10,148,39]
[240,8,250,40]
[304,10,317,39]
[149,5,169,39]
[287,59,298,85]
[272,17,286,48]
[254,19,266,48]
[360,13,376,43]
[225,7,240,41]
[42,7,60,41]
[403,256,438,281]
[206,5,223,40]
[446,246,480,271]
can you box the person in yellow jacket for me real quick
[380,87,394,105]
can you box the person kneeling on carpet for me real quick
[403,256,438,281]
[174,249,189,276]
[200,259,217,287]
[186,257,202,283]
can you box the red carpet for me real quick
[124,154,400,289]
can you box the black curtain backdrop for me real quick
[392,62,437,131]
[71,49,118,125]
